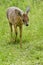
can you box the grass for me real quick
[0,0,43,65]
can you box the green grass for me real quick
[0,0,43,65]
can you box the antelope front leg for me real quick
[19,26,22,48]
[9,23,13,41]
[14,26,17,42]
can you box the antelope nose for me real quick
[26,24,28,26]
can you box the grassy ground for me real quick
[0,0,43,65]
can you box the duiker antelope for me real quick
[7,6,30,47]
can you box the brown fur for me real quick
[7,6,30,47]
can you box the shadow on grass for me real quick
[8,38,20,45]
[6,37,30,49]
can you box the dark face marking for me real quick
[23,13,29,26]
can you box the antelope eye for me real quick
[23,19,24,22]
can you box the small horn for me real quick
[26,6,30,14]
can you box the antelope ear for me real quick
[15,9,21,16]
[18,11,22,16]
[26,6,30,14]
